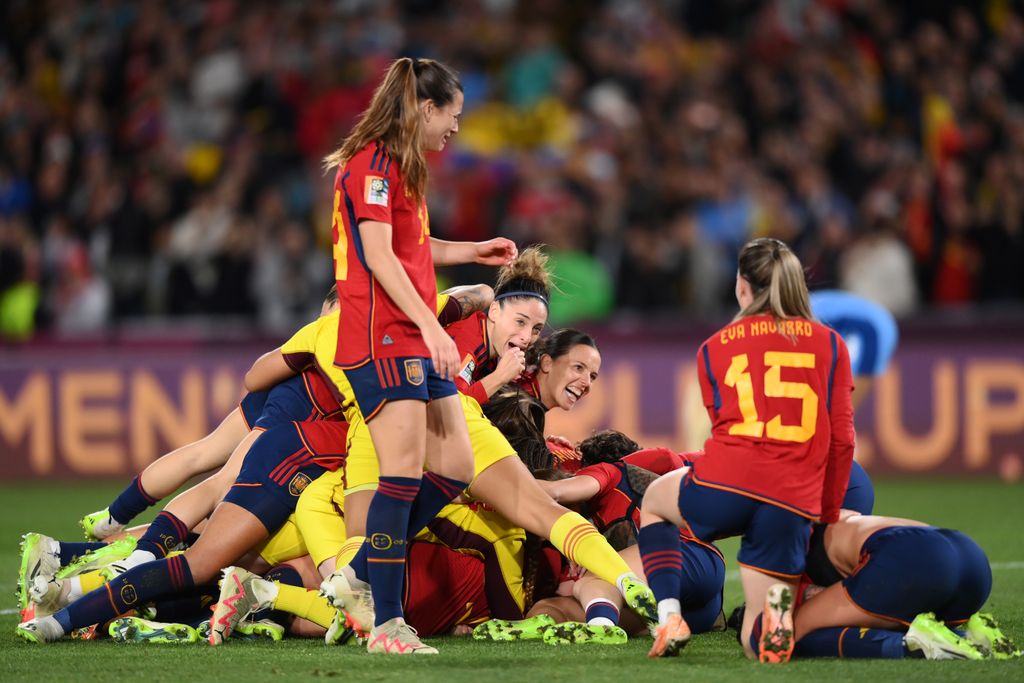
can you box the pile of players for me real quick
[15,57,1022,663]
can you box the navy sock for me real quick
[348,472,466,583]
[150,582,219,625]
[584,599,620,625]
[365,476,420,626]
[251,564,304,624]
[57,541,107,567]
[108,476,159,525]
[53,554,194,633]
[795,626,906,659]
[638,523,683,603]
[749,612,763,653]
[136,511,190,559]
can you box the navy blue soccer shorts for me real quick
[343,356,457,421]
[843,526,991,625]
[223,422,327,533]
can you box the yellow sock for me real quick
[78,569,106,593]
[335,536,365,568]
[271,583,337,629]
[549,511,632,586]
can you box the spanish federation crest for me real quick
[288,472,313,496]
[404,359,424,386]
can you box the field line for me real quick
[725,560,1024,581]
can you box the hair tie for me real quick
[495,291,549,306]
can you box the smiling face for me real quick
[421,90,464,152]
[487,298,548,358]
[538,343,602,411]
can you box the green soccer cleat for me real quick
[108,617,198,644]
[80,508,126,541]
[963,612,1022,660]
[472,614,555,642]
[325,607,365,646]
[234,619,285,642]
[905,612,984,660]
[542,621,628,646]
[18,533,60,612]
[618,574,658,633]
[56,536,137,579]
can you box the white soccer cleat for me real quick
[208,567,276,645]
[320,571,375,638]
[366,618,437,655]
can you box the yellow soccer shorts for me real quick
[343,392,516,494]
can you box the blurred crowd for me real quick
[2,0,1024,339]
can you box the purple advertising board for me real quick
[2,328,1023,479]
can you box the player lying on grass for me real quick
[751,512,1021,661]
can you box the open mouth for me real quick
[564,386,582,405]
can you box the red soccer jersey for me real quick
[292,420,349,472]
[332,141,436,367]
[404,541,489,636]
[694,314,855,522]
[577,448,688,530]
[447,311,497,405]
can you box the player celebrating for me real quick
[323,56,515,655]
[774,512,1018,661]
[639,237,855,661]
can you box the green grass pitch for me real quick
[0,479,1022,682]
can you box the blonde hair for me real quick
[322,58,462,204]
[735,238,814,323]
[494,246,552,307]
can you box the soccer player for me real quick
[639,237,855,661]
[323,56,517,654]
[759,512,1020,661]
[809,289,898,410]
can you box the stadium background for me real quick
[2,0,1023,479]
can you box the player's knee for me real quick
[641,473,675,520]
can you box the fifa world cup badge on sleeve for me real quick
[366,176,389,206]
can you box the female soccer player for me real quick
[323,56,516,654]
[639,237,855,661]
[765,512,1018,661]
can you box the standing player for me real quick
[323,57,515,655]
[639,237,855,661]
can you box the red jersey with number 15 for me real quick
[331,141,436,368]
[695,314,855,522]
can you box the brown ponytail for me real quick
[735,237,814,328]
[323,58,462,204]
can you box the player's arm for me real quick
[440,283,494,320]
[430,237,517,267]
[361,220,459,378]
[536,474,601,504]
[244,347,298,392]
[820,334,856,523]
